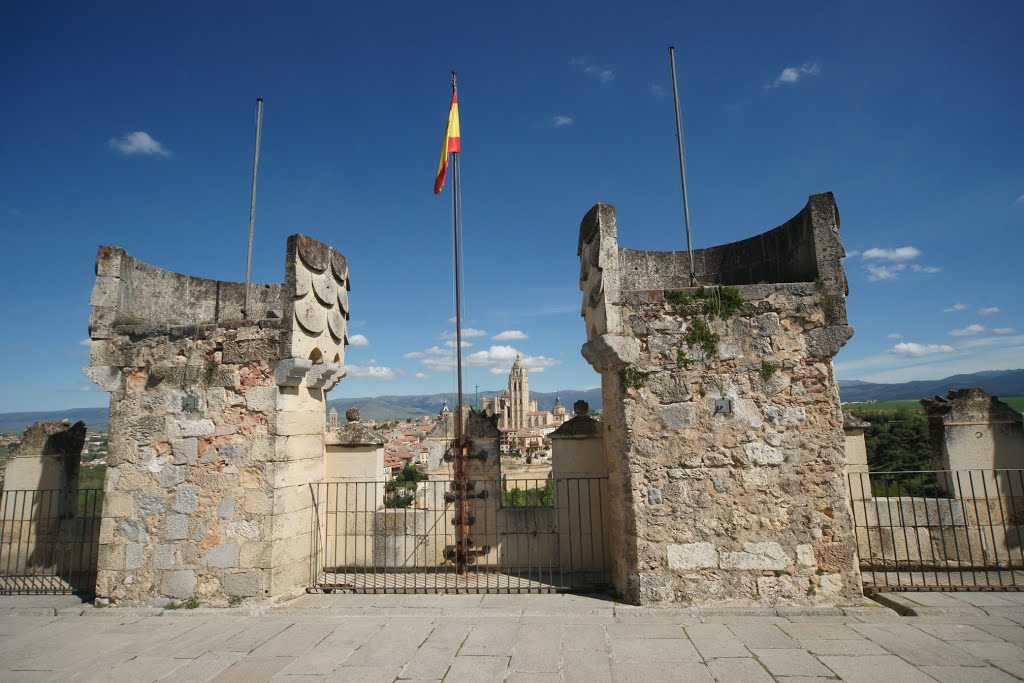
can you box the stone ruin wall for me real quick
[86,234,350,605]
[578,193,863,606]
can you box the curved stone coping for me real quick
[94,245,284,327]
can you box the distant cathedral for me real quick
[481,354,568,452]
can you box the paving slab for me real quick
[325,664,402,682]
[727,623,800,648]
[562,649,611,683]
[610,661,714,682]
[563,623,607,651]
[685,623,750,658]
[157,652,244,682]
[852,622,986,666]
[751,648,835,677]
[705,657,774,683]
[210,655,294,683]
[342,620,434,666]
[458,621,518,657]
[442,655,510,683]
[919,665,1021,682]
[398,623,470,680]
[609,638,701,664]
[509,622,562,672]
[819,654,942,683]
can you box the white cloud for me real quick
[944,303,969,312]
[993,328,1015,334]
[346,365,395,380]
[865,263,906,282]
[570,57,615,83]
[419,344,559,375]
[108,131,171,157]
[552,116,574,127]
[79,338,91,347]
[444,340,472,348]
[949,324,985,337]
[650,83,665,97]
[890,342,956,358]
[402,351,425,359]
[493,330,528,341]
[1015,194,1024,205]
[767,62,820,88]
[414,372,429,380]
[911,264,941,274]
[887,333,903,339]
[844,249,861,259]
[862,246,921,261]
[348,334,370,347]
[442,328,486,339]
[978,306,1000,316]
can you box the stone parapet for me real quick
[577,194,861,607]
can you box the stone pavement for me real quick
[3,592,1024,681]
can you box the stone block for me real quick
[751,313,780,337]
[172,438,198,465]
[126,543,145,570]
[764,405,806,427]
[647,486,663,505]
[154,544,175,570]
[202,543,240,568]
[240,541,271,567]
[160,464,187,488]
[119,519,150,542]
[173,419,215,438]
[244,491,272,515]
[667,542,719,569]
[212,365,240,388]
[217,497,237,519]
[658,402,698,430]
[244,386,277,412]
[220,444,246,460]
[223,337,278,364]
[744,443,785,466]
[721,542,790,570]
[222,571,261,597]
[164,514,188,541]
[97,544,125,571]
[103,492,135,518]
[137,494,164,517]
[796,544,816,567]
[174,484,199,514]
[718,340,742,360]
[160,570,197,599]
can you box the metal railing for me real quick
[308,477,609,593]
[0,488,103,595]
[848,470,1024,591]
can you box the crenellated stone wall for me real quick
[577,193,862,606]
[86,234,350,605]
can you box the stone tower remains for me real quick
[85,234,349,604]
[577,192,863,605]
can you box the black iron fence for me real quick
[848,470,1024,591]
[0,488,102,595]
[308,477,609,593]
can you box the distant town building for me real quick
[480,355,569,453]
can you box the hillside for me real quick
[837,369,1024,403]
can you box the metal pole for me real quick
[449,70,470,575]
[668,47,697,286]
[244,97,264,320]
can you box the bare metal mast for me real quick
[244,98,264,320]
[668,47,697,286]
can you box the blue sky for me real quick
[1,0,1022,413]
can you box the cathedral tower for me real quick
[508,354,529,429]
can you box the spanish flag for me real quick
[433,90,461,194]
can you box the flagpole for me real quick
[668,47,697,286]
[244,97,264,319]
[449,69,470,575]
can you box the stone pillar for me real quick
[843,411,870,501]
[0,421,87,574]
[923,389,1024,499]
[86,234,350,605]
[577,194,862,606]
[550,400,608,578]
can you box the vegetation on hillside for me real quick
[383,464,426,508]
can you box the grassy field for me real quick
[846,396,1024,413]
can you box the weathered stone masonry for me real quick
[86,234,349,604]
[579,192,863,606]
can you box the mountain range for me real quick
[2,370,1021,433]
